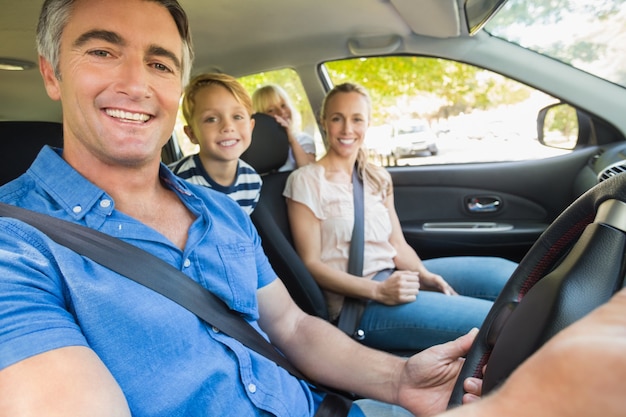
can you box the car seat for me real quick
[0,121,63,186]
[242,113,329,319]
[244,115,418,356]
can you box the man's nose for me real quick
[115,57,152,99]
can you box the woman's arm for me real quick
[384,186,456,295]
[274,116,316,168]
[286,197,379,300]
[287,196,422,304]
[287,131,316,168]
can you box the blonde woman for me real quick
[284,82,517,352]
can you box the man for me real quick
[0,0,481,416]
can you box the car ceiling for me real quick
[0,0,469,123]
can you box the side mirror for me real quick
[537,103,579,150]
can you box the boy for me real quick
[171,73,261,214]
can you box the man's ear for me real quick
[183,125,199,145]
[39,56,61,101]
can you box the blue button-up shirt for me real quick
[0,146,317,416]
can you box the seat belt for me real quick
[336,168,368,339]
[0,202,352,417]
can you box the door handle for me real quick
[467,196,501,213]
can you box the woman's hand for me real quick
[373,270,420,305]
[272,115,298,143]
[419,269,458,295]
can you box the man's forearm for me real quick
[281,312,404,403]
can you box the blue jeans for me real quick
[358,256,516,352]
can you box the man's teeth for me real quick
[106,109,150,122]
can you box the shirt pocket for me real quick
[215,243,259,319]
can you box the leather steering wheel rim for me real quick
[448,173,626,407]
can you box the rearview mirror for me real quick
[537,103,578,150]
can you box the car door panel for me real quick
[390,147,598,262]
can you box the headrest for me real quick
[0,121,63,185]
[241,113,289,175]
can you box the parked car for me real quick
[1,0,626,410]
[391,119,438,158]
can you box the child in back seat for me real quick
[170,73,261,214]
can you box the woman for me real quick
[252,84,316,171]
[283,82,517,352]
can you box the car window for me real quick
[485,0,626,90]
[321,56,572,167]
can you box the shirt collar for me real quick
[30,146,198,221]
[29,146,109,220]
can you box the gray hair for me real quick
[35,0,194,85]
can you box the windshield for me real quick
[485,0,626,88]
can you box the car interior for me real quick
[2,0,626,409]
[0,121,63,185]
[242,114,331,320]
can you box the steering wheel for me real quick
[448,172,626,407]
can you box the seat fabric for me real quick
[243,113,329,319]
[0,121,63,186]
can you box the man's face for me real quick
[40,0,184,169]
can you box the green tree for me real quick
[238,56,535,128]
[324,57,532,125]
[486,0,625,67]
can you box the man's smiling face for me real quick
[40,0,184,169]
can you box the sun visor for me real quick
[389,0,460,38]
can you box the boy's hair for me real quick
[181,73,252,124]
[252,84,293,114]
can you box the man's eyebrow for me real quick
[148,45,181,72]
[73,30,125,48]
[71,31,181,72]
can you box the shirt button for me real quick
[248,383,257,393]
[72,205,82,213]
[100,199,112,208]
[183,258,191,268]
[211,326,220,333]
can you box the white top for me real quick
[278,132,316,172]
[283,163,396,319]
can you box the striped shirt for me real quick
[170,154,262,214]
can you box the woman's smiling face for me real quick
[322,91,370,157]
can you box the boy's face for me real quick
[185,84,254,163]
